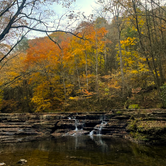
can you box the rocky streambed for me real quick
[1,109,166,144]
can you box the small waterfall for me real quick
[97,121,107,135]
[89,114,107,136]
[89,130,94,136]
[89,130,94,139]
[74,119,78,131]
[71,118,88,136]
[68,116,79,131]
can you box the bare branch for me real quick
[14,13,44,24]
[0,0,27,41]
[0,0,16,17]
[0,30,30,63]
[0,53,19,71]
[11,25,85,39]
[46,32,62,50]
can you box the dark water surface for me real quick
[1,136,166,166]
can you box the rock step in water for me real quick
[1,110,166,144]
[0,112,130,140]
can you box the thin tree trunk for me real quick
[104,40,108,74]
[145,0,160,89]
[74,57,81,90]
[132,0,158,88]
[62,76,67,102]
[60,51,67,103]
[85,51,89,90]
[115,5,125,97]
[95,28,100,100]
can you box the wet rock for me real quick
[64,130,89,136]
[56,120,76,130]
[52,129,89,137]
[51,129,71,137]
[17,159,27,164]
[0,110,166,144]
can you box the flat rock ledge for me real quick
[0,109,166,144]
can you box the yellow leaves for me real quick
[68,26,109,75]
[116,34,150,85]
[53,96,63,102]
[31,96,51,112]
[31,81,64,111]
[31,96,43,104]
[120,37,136,47]
[131,27,137,32]
[72,48,84,56]
[104,88,109,92]
[139,18,145,27]
[142,58,146,62]
[131,70,138,74]
[69,96,80,101]
[69,96,75,100]
[0,52,28,87]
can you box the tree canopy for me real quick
[1,0,166,112]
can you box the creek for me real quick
[1,136,166,166]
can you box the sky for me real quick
[53,0,98,19]
[28,0,98,39]
[73,0,97,15]
[27,0,96,39]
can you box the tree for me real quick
[0,0,77,64]
[115,0,166,89]
[98,0,126,96]
[23,34,76,111]
[15,37,29,52]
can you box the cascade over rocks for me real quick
[0,109,166,144]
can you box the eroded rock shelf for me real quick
[1,109,166,144]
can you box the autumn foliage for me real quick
[1,4,166,112]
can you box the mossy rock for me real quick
[128,104,140,109]
[116,111,122,114]
[129,132,149,142]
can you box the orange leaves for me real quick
[22,33,75,111]
[96,27,108,39]
[82,89,93,96]
[25,35,72,69]
[26,37,58,65]
[8,23,112,111]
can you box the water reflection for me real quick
[0,136,166,166]
[90,135,108,153]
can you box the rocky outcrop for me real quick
[0,113,64,143]
[0,109,166,144]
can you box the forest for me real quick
[0,0,166,112]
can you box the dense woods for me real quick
[1,0,166,112]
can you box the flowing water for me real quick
[1,136,166,166]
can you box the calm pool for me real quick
[0,136,166,166]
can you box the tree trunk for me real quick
[115,5,125,97]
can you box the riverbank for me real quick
[0,109,166,144]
